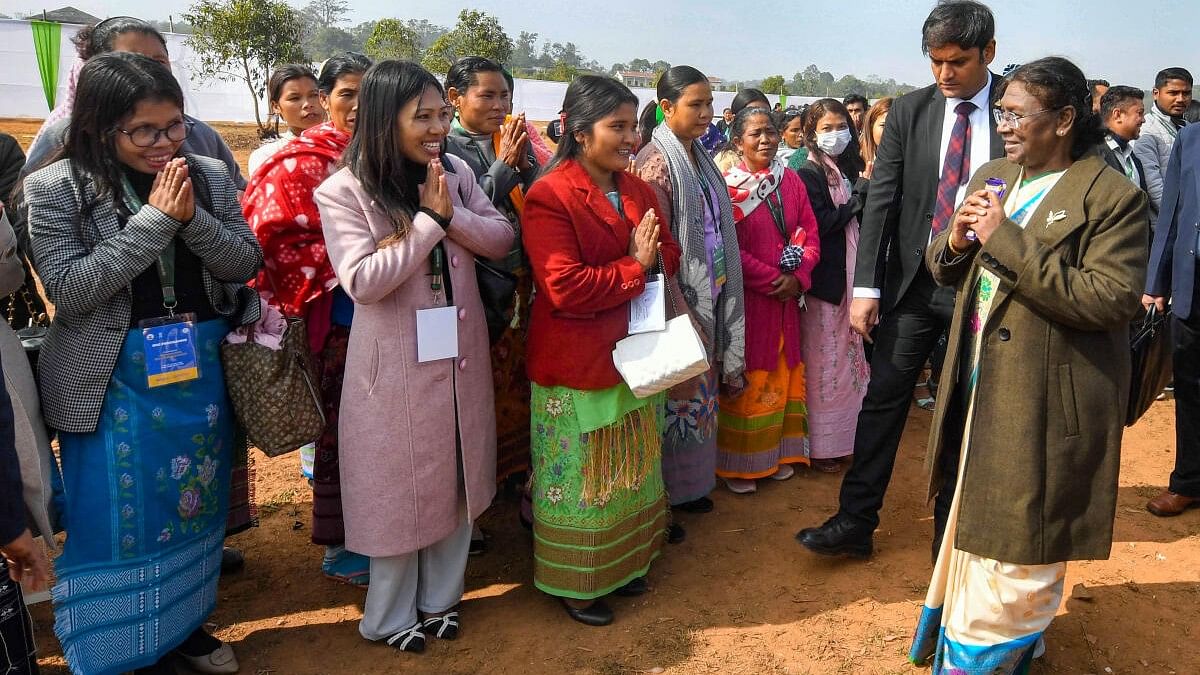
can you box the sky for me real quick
[8,0,1198,90]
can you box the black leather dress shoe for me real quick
[795,515,873,558]
[220,547,245,575]
[676,496,714,513]
[667,523,686,544]
[613,576,647,597]
[562,599,614,626]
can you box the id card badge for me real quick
[628,273,667,334]
[416,306,460,363]
[141,313,201,388]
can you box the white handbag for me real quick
[612,255,709,398]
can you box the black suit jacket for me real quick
[854,76,1005,312]
[1097,136,1149,194]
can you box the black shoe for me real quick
[795,515,873,558]
[667,523,686,544]
[675,496,714,514]
[469,531,487,557]
[613,576,647,597]
[384,623,426,653]
[220,547,245,575]
[421,611,460,640]
[561,598,614,626]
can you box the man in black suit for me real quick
[1097,86,1149,195]
[797,0,1004,559]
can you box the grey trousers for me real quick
[358,504,473,641]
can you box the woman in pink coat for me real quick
[315,60,514,654]
[716,106,821,494]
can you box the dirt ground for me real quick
[5,119,1199,674]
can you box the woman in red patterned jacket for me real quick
[241,52,372,586]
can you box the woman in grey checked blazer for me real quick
[22,53,260,675]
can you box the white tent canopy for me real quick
[0,18,815,123]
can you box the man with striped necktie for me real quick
[797,0,1005,561]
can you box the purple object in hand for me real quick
[966,178,1008,242]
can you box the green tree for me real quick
[184,0,306,131]
[421,9,513,73]
[365,18,421,61]
[404,19,447,49]
[511,30,539,68]
[761,75,788,96]
[302,0,348,28]
[547,61,579,82]
[304,25,356,60]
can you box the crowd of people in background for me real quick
[0,0,1196,673]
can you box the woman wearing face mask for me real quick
[314,59,512,653]
[716,107,820,494]
[248,64,324,177]
[635,66,745,536]
[523,75,681,626]
[24,52,262,675]
[793,98,871,473]
[444,57,539,526]
[241,52,374,587]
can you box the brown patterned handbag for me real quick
[220,316,324,456]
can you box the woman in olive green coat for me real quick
[909,58,1148,673]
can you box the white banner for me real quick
[0,19,818,123]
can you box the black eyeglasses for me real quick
[117,120,192,147]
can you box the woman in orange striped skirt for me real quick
[716,107,821,494]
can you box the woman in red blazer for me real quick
[522,75,681,627]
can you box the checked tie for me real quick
[932,101,976,235]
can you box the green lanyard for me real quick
[120,175,178,315]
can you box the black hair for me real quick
[638,100,659,149]
[342,60,444,237]
[729,106,775,144]
[775,107,804,131]
[802,98,866,184]
[64,52,184,219]
[545,75,639,174]
[318,52,372,95]
[1099,85,1145,120]
[1155,67,1194,89]
[72,16,167,61]
[657,66,709,105]
[444,55,507,94]
[263,64,318,140]
[1087,79,1110,91]
[999,57,1104,160]
[842,94,869,109]
[731,88,769,114]
[921,0,995,56]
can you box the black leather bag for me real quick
[1126,306,1173,426]
[475,258,518,345]
[440,155,520,345]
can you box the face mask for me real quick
[816,129,852,156]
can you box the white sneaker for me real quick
[724,477,757,494]
[178,643,239,674]
[770,464,796,481]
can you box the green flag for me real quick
[31,20,61,111]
